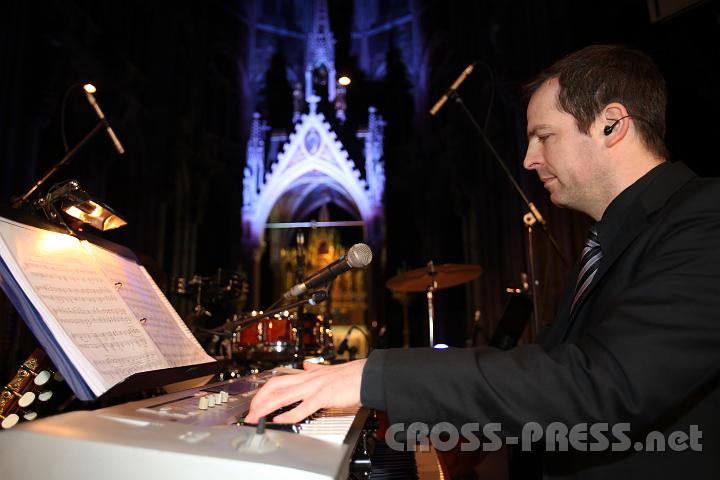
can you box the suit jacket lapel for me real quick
[551,162,697,344]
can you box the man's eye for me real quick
[538,135,551,143]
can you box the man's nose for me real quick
[523,146,540,171]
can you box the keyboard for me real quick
[0,368,368,480]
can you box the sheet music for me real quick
[84,242,213,367]
[0,218,169,395]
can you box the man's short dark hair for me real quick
[525,45,668,160]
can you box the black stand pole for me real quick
[11,120,107,208]
[294,231,306,363]
[449,91,568,267]
[448,91,569,331]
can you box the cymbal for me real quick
[386,263,482,292]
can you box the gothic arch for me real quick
[242,102,384,249]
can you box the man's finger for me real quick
[246,392,296,423]
[303,360,325,372]
[272,399,320,424]
[250,374,303,409]
[246,382,309,423]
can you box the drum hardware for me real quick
[173,271,248,305]
[426,262,437,347]
[386,262,482,347]
[176,269,249,357]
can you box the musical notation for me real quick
[0,221,172,394]
[85,243,213,368]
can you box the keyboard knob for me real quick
[208,395,216,408]
[198,396,209,410]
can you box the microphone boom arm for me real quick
[11,120,107,208]
[448,90,569,266]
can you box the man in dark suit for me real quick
[246,45,720,478]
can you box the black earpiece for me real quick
[604,115,631,136]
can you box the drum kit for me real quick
[231,310,329,363]
[173,270,331,367]
[174,260,481,367]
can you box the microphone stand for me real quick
[448,90,569,334]
[11,120,107,208]
[294,231,306,361]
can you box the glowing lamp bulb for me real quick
[83,84,97,94]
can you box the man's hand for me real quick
[244,359,366,424]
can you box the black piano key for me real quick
[237,401,310,432]
[368,442,419,479]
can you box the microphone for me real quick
[429,61,477,116]
[83,84,125,154]
[283,243,372,298]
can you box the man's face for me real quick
[524,78,603,215]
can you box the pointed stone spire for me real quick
[305,0,337,102]
[364,107,386,206]
[243,112,266,209]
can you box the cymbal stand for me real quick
[425,261,438,347]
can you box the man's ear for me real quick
[601,103,630,147]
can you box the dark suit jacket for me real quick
[364,162,720,478]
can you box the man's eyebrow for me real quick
[527,124,552,139]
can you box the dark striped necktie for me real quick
[571,225,602,314]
